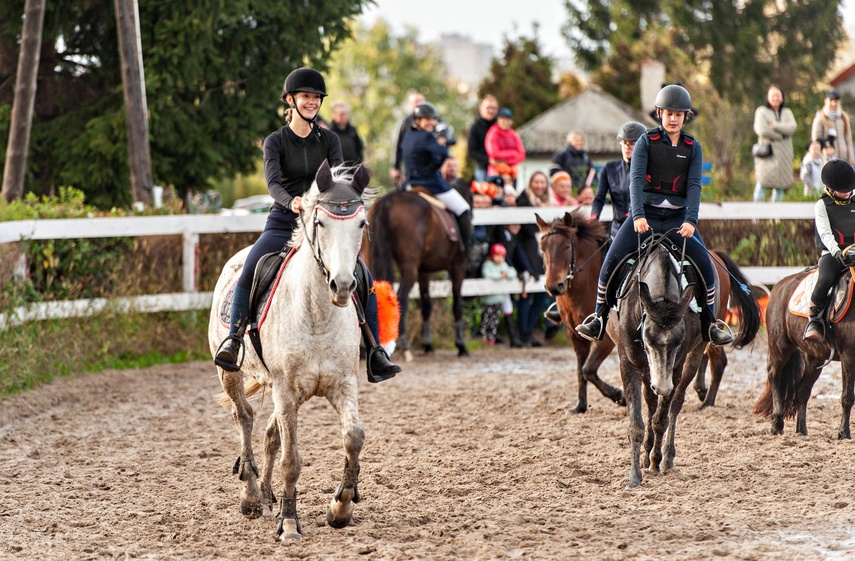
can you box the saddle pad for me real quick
[219,248,297,330]
[788,267,854,323]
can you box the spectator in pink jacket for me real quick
[485,108,526,186]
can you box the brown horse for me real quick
[753,269,855,438]
[363,189,468,360]
[536,212,761,413]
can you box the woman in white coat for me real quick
[753,85,797,202]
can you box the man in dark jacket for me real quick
[329,101,364,166]
[550,130,596,193]
[467,95,498,181]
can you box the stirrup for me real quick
[803,319,825,343]
[575,313,604,342]
[708,319,734,346]
[214,334,245,372]
[543,302,562,324]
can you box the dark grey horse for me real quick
[607,238,712,488]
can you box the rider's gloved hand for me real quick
[833,248,846,266]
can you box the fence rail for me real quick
[0,203,815,327]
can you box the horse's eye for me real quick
[359,219,366,228]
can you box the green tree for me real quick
[0,0,370,208]
[323,20,471,190]
[477,31,559,127]
[563,0,844,103]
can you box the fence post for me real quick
[182,231,199,292]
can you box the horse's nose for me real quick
[329,277,357,295]
[649,380,674,397]
[546,281,566,297]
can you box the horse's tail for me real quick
[214,378,265,409]
[752,351,802,419]
[715,250,761,349]
[367,195,396,282]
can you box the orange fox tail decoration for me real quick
[374,280,400,350]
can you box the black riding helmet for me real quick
[617,121,647,142]
[413,102,438,119]
[822,160,855,194]
[281,67,327,102]
[655,85,694,122]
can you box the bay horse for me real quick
[363,189,468,361]
[209,161,370,540]
[536,213,760,413]
[753,268,855,438]
[607,235,721,488]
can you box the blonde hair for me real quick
[525,171,553,207]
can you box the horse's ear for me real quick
[562,212,575,227]
[316,159,333,192]
[535,213,548,231]
[678,284,695,313]
[352,165,371,194]
[639,282,654,310]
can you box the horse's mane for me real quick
[550,210,607,244]
[289,165,358,249]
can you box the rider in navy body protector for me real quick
[575,85,734,346]
[400,102,473,253]
[804,160,855,342]
[214,67,400,382]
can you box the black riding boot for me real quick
[701,305,734,346]
[215,285,250,372]
[457,210,473,255]
[803,302,826,342]
[505,314,523,348]
[576,304,608,342]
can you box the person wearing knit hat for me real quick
[804,160,855,342]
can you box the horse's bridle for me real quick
[301,195,365,284]
[541,227,609,288]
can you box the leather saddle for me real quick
[409,186,459,243]
[219,247,297,332]
[606,234,706,313]
[788,266,855,323]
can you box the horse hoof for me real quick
[457,347,470,357]
[569,404,588,414]
[613,394,626,407]
[277,519,302,541]
[625,477,642,489]
[241,501,264,519]
[423,344,435,355]
[403,349,414,363]
[327,496,355,529]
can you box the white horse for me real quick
[209,160,369,540]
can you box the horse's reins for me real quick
[541,227,609,287]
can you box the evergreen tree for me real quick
[0,0,370,207]
[477,32,559,127]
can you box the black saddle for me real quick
[605,234,707,310]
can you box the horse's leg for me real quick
[767,340,796,436]
[418,272,434,354]
[219,368,263,518]
[397,266,418,362]
[664,349,705,470]
[580,338,625,406]
[273,393,302,541]
[259,412,280,507]
[620,361,645,489]
[450,262,469,356]
[647,391,673,473]
[569,335,591,413]
[794,357,825,436]
[326,379,365,529]
[838,353,854,440]
[699,345,727,409]
[694,347,710,403]
[641,379,657,470]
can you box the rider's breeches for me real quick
[435,188,470,216]
[811,252,845,306]
[595,205,716,310]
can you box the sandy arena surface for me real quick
[2,338,855,560]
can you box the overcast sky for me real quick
[361,0,855,66]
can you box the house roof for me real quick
[831,61,855,88]
[518,89,657,156]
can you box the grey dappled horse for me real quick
[607,237,716,488]
[209,161,369,540]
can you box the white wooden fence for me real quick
[0,203,814,328]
